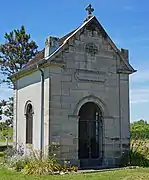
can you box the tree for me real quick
[0,25,38,87]
[0,98,13,143]
[130,120,149,139]
[0,97,13,127]
[0,26,38,128]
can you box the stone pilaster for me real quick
[103,116,121,167]
[13,82,17,146]
[44,76,50,153]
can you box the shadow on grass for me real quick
[0,145,12,153]
[0,152,4,157]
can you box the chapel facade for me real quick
[12,5,136,168]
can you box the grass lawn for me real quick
[0,168,149,180]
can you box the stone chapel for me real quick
[12,5,136,168]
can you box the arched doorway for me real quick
[78,102,103,168]
[25,103,33,144]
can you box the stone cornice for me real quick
[117,69,137,74]
[12,62,65,81]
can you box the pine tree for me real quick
[0,25,38,87]
[0,26,38,129]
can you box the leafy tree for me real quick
[0,98,13,140]
[0,25,38,87]
[130,120,149,139]
[0,97,13,127]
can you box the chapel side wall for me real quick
[16,67,49,150]
[120,74,130,151]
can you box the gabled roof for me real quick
[25,29,77,68]
[25,49,44,67]
[46,16,135,73]
[16,15,136,77]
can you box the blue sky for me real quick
[0,0,149,121]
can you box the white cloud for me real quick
[130,70,149,83]
[130,88,149,104]
[123,5,134,11]
[127,61,149,105]
[131,99,149,104]
[123,5,141,13]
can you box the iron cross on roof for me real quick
[86,4,94,16]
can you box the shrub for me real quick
[4,144,24,158]
[23,156,61,175]
[120,139,149,167]
[5,155,30,171]
[2,144,78,175]
[23,150,78,175]
[2,144,29,171]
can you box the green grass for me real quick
[0,168,149,180]
[0,138,12,143]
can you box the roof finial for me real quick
[86,4,94,17]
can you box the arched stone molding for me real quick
[73,95,109,117]
[24,100,34,116]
